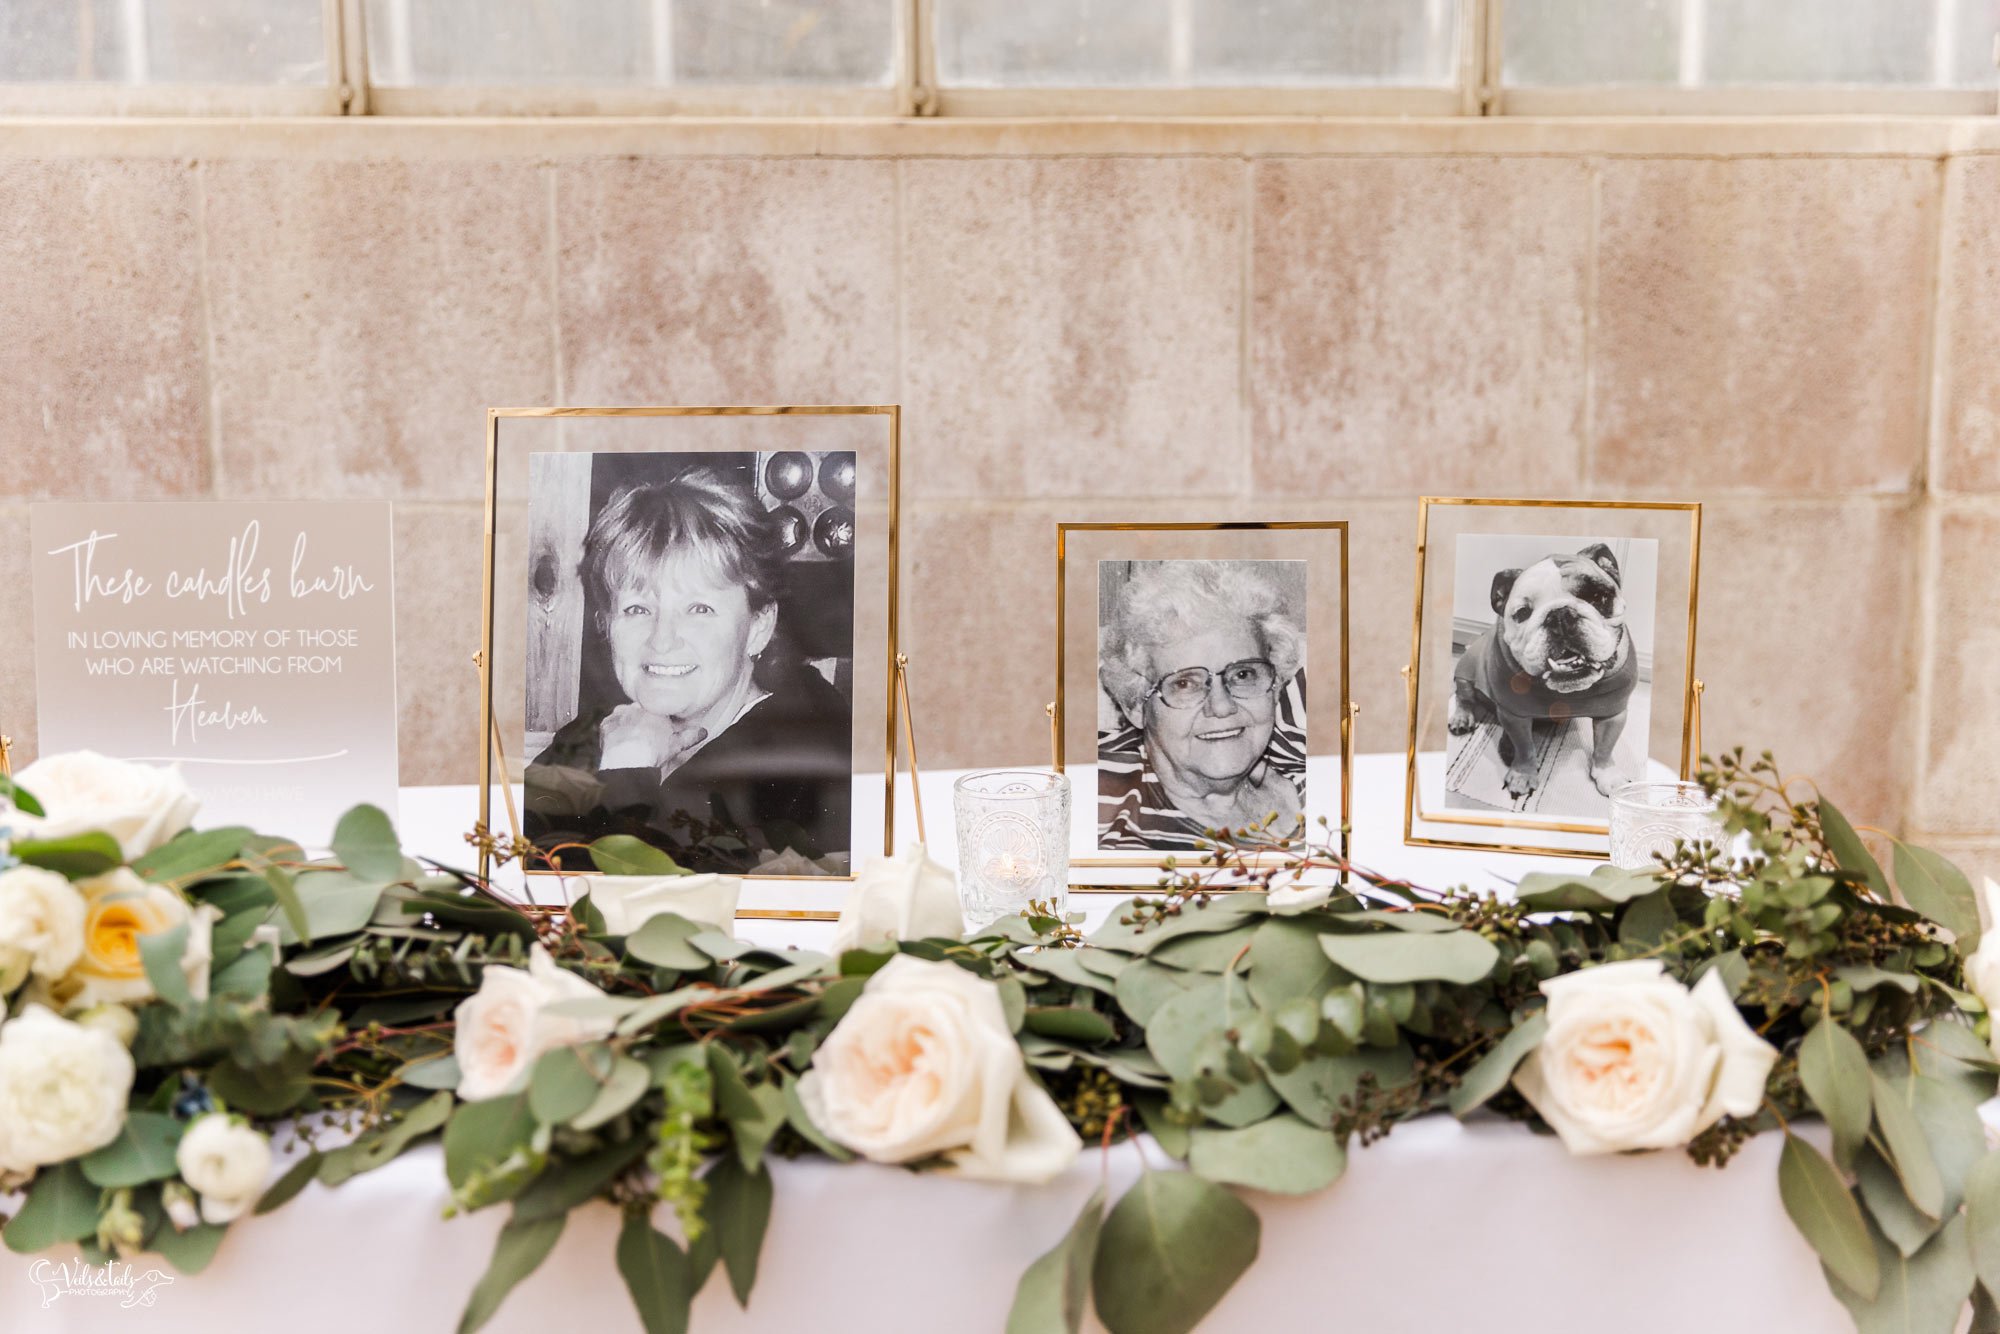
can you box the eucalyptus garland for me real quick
[0,748,1996,1334]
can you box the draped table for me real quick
[0,755,1853,1333]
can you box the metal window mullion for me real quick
[119,0,148,84]
[327,0,366,114]
[1466,0,1497,114]
[906,0,936,116]
[649,0,675,88]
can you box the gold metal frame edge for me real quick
[1400,496,1703,859]
[477,404,903,893]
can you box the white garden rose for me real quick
[74,1003,140,1049]
[454,944,619,1101]
[1266,882,1335,911]
[591,873,742,936]
[830,846,964,954]
[1512,959,1779,1156]
[37,870,217,1011]
[1963,878,2000,1060]
[798,955,1080,1183]
[0,865,86,984]
[8,751,199,860]
[175,1114,273,1224]
[0,1005,136,1173]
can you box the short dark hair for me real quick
[579,469,783,631]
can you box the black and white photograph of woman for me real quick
[523,450,856,875]
[1096,559,1307,851]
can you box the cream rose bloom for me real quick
[831,846,964,953]
[1963,878,2000,1060]
[0,865,87,985]
[798,955,1080,1183]
[175,1114,274,1224]
[1512,959,1779,1155]
[454,944,618,1100]
[37,870,218,1011]
[591,874,742,936]
[8,751,199,860]
[0,1005,136,1173]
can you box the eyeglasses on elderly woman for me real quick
[1147,658,1278,710]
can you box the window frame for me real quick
[0,0,1991,118]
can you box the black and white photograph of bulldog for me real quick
[1444,534,1659,820]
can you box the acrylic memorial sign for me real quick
[28,501,400,847]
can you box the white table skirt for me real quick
[0,757,1854,1333]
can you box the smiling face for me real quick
[1137,622,1278,786]
[605,549,776,723]
[1495,549,1626,693]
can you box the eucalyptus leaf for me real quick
[1188,1114,1345,1195]
[617,1214,692,1334]
[1821,801,1891,897]
[138,921,193,1009]
[1091,1172,1259,1334]
[589,835,689,877]
[2,1161,99,1254]
[80,1112,183,1189]
[1150,924,1259,974]
[1007,1185,1105,1334]
[704,1155,772,1308]
[1512,865,1661,911]
[1023,947,1122,996]
[1087,895,1266,954]
[255,1151,324,1216]
[331,804,405,882]
[1115,959,1209,1026]
[457,1213,566,1334]
[530,1043,615,1127]
[1836,965,1921,996]
[1245,919,1342,1014]
[10,830,123,878]
[445,1093,538,1190]
[1779,1133,1880,1300]
[615,986,710,1037]
[1448,1013,1548,1119]
[626,914,711,970]
[1858,1146,1944,1258]
[1966,1153,2000,1306]
[1871,1072,1945,1220]
[397,1053,463,1092]
[1891,840,1981,946]
[1317,930,1499,986]
[131,826,252,885]
[1024,1006,1117,1044]
[1798,1018,1872,1168]
[572,1055,651,1132]
[281,867,391,945]
[152,1221,226,1275]
[1826,1214,1975,1334]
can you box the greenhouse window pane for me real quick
[1504,0,1999,88]
[935,0,1459,88]
[364,0,897,88]
[0,0,325,84]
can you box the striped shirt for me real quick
[1096,672,1308,852]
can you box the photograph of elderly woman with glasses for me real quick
[1095,559,1307,851]
[523,452,855,875]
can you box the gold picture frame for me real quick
[1055,521,1354,888]
[477,405,903,921]
[1402,497,1703,860]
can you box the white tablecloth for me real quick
[0,757,1852,1333]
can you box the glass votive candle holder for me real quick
[1608,780,1724,870]
[952,770,1071,932]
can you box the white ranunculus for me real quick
[798,955,1080,1183]
[590,874,742,936]
[1512,959,1779,1156]
[8,751,199,860]
[0,866,86,984]
[0,1005,136,1173]
[830,846,964,954]
[1964,878,2000,1060]
[38,870,212,1011]
[175,1114,273,1224]
[454,944,619,1101]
